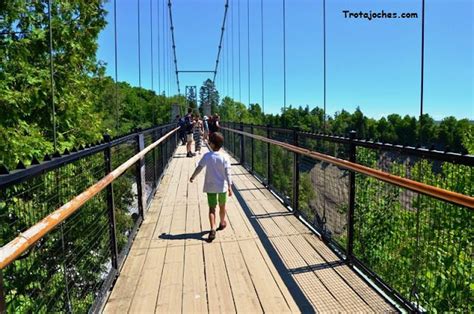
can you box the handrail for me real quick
[0,127,179,270]
[0,123,176,189]
[222,126,474,209]
[227,122,474,165]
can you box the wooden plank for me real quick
[253,240,302,313]
[128,248,167,313]
[228,195,259,238]
[155,245,185,313]
[264,198,314,235]
[225,200,257,239]
[270,236,343,312]
[245,200,285,237]
[203,242,236,313]
[259,199,300,235]
[221,241,263,313]
[103,249,147,313]
[302,234,395,312]
[237,171,268,200]
[182,244,208,313]
[168,204,187,247]
[288,234,372,312]
[238,240,292,313]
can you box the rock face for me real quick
[308,161,349,238]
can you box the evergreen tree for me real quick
[199,79,219,115]
[186,86,197,109]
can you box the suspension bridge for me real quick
[0,0,473,313]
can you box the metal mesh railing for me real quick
[221,122,474,312]
[243,125,252,170]
[252,126,268,183]
[269,128,295,206]
[0,152,109,312]
[298,132,351,242]
[0,124,177,313]
[353,147,473,312]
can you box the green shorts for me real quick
[207,192,227,208]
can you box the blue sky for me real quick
[97,0,473,120]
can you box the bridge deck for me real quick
[103,145,396,313]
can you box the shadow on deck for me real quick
[103,145,397,313]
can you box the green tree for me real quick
[419,114,438,146]
[199,79,219,115]
[186,86,197,109]
[0,0,107,168]
[219,97,249,122]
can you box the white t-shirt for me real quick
[198,151,232,193]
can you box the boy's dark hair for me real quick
[188,108,193,114]
[209,132,224,151]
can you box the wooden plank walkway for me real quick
[103,145,396,313]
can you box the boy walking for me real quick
[189,132,232,242]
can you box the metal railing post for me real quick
[0,270,6,314]
[292,128,300,213]
[160,128,164,175]
[233,122,236,155]
[103,134,118,270]
[267,124,272,186]
[346,130,357,265]
[251,124,254,171]
[135,129,146,218]
[174,127,178,151]
[152,129,158,188]
[240,122,245,165]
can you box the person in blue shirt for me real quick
[176,115,186,145]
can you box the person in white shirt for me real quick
[189,132,232,242]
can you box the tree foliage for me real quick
[199,79,219,115]
[0,0,107,168]
[216,98,473,154]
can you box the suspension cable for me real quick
[323,0,327,131]
[238,0,241,103]
[167,0,180,94]
[225,24,230,96]
[150,0,154,91]
[138,0,142,87]
[162,0,166,96]
[166,3,170,96]
[223,35,227,96]
[47,0,57,151]
[114,0,119,130]
[157,0,161,94]
[168,22,171,96]
[212,0,229,84]
[247,0,251,107]
[282,0,287,113]
[419,0,425,143]
[261,0,265,113]
[231,0,235,100]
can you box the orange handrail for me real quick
[0,127,179,270]
[223,127,474,210]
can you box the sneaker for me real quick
[217,222,227,231]
[186,152,192,158]
[208,230,216,242]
